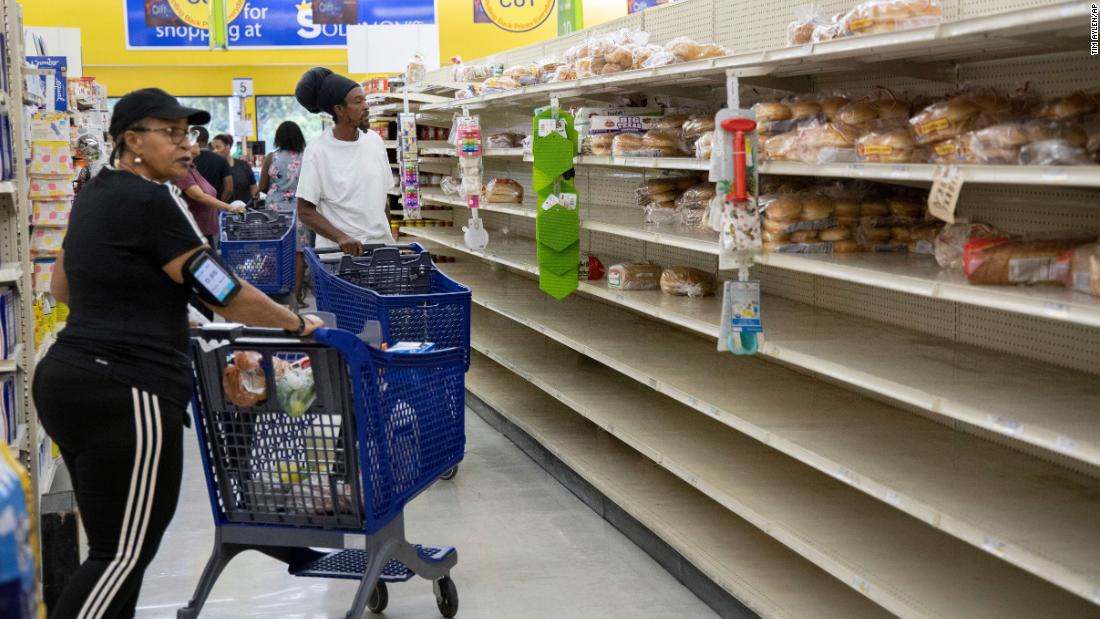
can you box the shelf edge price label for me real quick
[928,164,963,223]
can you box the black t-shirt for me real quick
[48,168,205,407]
[229,159,256,204]
[194,150,231,197]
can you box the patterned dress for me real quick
[266,149,308,250]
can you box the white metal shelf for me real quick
[760,161,1100,188]
[461,271,1100,601]
[421,3,1089,114]
[468,358,894,619]
[0,181,13,195]
[524,156,1100,188]
[410,227,1100,471]
[429,202,1100,329]
[0,262,21,286]
[467,322,1100,617]
[419,188,529,217]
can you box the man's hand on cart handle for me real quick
[290,313,325,337]
[337,235,363,257]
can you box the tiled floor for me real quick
[134,410,716,619]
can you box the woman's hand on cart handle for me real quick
[297,313,324,337]
[337,235,363,257]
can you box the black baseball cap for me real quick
[109,88,211,141]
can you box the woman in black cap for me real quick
[33,87,323,618]
[294,67,395,257]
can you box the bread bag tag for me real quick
[713,110,762,356]
[456,111,489,250]
[533,98,580,300]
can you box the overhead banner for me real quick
[127,0,435,49]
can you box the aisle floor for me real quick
[134,409,716,618]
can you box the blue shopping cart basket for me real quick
[220,209,296,296]
[306,244,471,369]
[179,320,464,618]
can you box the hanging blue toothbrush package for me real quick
[719,280,762,355]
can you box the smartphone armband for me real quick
[183,248,241,308]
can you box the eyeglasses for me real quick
[130,126,202,145]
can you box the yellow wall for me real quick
[22,0,627,97]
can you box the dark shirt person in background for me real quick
[212,133,258,204]
[191,125,233,202]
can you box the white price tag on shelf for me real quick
[1042,168,1069,182]
[987,415,1022,436]
[928,164,962,223]
[888,164,911,179]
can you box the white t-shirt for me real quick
[296,128,395,249]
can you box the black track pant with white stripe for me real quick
[34,356,184,619]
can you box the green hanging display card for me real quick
[532,106,579,300]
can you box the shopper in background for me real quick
[33,87,323,619]
[175,139,246,248]
[212,133,258,204]
[294,67,394,256]
[190,126,234,202]
[259,120,309,304]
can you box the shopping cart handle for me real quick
[193,312,337,344]
[312,244,422,259]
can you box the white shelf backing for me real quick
[438,255,1100,601]
[410,226,1100,473]
[467,358,894,619]
[466,320,1100,618]
[0,262,21,286]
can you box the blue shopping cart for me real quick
[220,208,296,297]
[179,319,465,618]
[306,245,471,370]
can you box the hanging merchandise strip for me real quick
[456,113,489,250]
[397,112,422,220]
[533,99,579,300]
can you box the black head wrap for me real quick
[295,67,359,117]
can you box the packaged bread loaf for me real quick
[636,177,686,205]
[856,127,917,162]
[838,0,943,37]
[585,133,615,156]
[934,222,999,269]
[763,132,800,161]
[642,129,681,157]
[660,267,716,297]
[820,95,850,122]
[964,237,1086,286]
[910,96,981,145]
[694,131,714,160]
[754,102,792,123]
[612,133,645,156]
[644,201,680,225]
[1036,92,1097,121]
[966,122,1030,164]
[797,120,857,163]
[608,263,663,291]
[483,178,524,204]
[504,64,540,86]
[1069,243,1100,296]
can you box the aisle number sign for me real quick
[482,0,556,33]
[126,0,435,49]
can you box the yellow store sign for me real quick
[482,0,556,33]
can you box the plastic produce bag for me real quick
[274,356,316,418]
[223,351,267,408]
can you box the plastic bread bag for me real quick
[480,76,519,94]
[536,59,563,83]
[483,178,524,204]
[660,267,716,298]
[1069,243,1100,296]
[909,95,982,145]
[642,49,679,69]
[796,119,858,164]
[695,131,714,160]
[927,135,976,163]
[454,84,482,100]
[503,64,540,86]
[676,183,717,211]
[1082,113,1100,156]
[487,132,522,149]
[641,129,681,157]
[762,132,800,161]
[966,122,1030,164]
[934,221,1000,269]
[1036,92,1098,121]
[223,351,267,408]
[632,44,664,69]
[636,176,693,206]
[644,200,681,225]
[1019,139,1093,166]
[963,237,1087,286]
[788,5,824,45]
[406,53,427,85]
[838,0,942,37]
[608,262,663,290]
[551,64,577,82]
[273,355,316,418]
[1022,118,1088,148]
[612,133,654,157]
[855,126,917,163]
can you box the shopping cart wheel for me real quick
[440,465,459,481]
[434,576,458,618]
[368,582,388,614]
